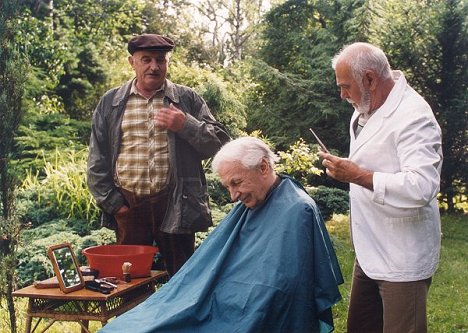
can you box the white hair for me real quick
[212,137,279,174]
[332,42,393,82]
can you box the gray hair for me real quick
[332,42,392,83]
[212,137,279,174]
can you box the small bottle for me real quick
[122,262,132,282]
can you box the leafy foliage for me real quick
[275,138,322,183]
[308,186,349,221]
[246,0,354,151]
[1,2,27,216]
[245,58,350,150]
[19,149,100,225]
[433,0,467,212]
[14,112,89,176]
[206,172,231,207]
[55,45,108,120]
[17,220,115,287]
[170,59,247,136]
[370,0,467,212]
[15,187,60,228]
[1,0,28,330]
[17,0,145,121]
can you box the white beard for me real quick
[347,89,371,114]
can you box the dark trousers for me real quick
[347,261,432,333]
[114,188,194,277]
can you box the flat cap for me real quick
[128,34,175,54]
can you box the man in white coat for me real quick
[318,42,442,333]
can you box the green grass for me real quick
[327,213,468,333]
[3,213,467,332]
[427,214,467,332]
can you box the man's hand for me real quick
[115,205,129,215]
[318,151,374,190]
[155,103,186,132]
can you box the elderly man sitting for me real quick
[100,137,343,333]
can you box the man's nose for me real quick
[230,190,240,202]
[340,88,349,100]
[149,59,160,70]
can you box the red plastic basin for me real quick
[82,245,157,279]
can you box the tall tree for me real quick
[141,0,220,66]
[225,0,270,62]
[372,0,467,211]
[193,0,277,65]
[246,0,371,151]
[17,0,145,120]
[433,0,467,212]
[0,1,27,331]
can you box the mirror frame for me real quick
[47,243,85,293]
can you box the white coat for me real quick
[349,71,442,282]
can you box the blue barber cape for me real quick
[100,176,343,333]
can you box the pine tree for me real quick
[435,0,467,212]
[0,0,27,331]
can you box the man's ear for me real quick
[364,70,378,91]
[260,158,269,174]
[128,56,134,67]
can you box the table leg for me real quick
[77,320,91,333]
[25,299,33,333]
[24,315,32,333]
[30,317,43,333]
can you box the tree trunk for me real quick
[6,268,17,333]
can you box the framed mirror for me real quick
[47,243,85,293]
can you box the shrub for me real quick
[19,148,100,224]
[170,60,247,137]
[17,220,115,287]
[308,186,349,221]
[15,187,62,227]
[17,224,83,287]
[14,112,89,176]
[206,172,231,207]
[196,202,234,247]
[276,139,322,183]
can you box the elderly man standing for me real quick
[319,42,443,333]
[99,137,343,333]
[87,34,230,276]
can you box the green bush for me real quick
[17,223,83,287]
[15,187,63,227]
[308,186,349,221]
[206,172,231,207]
[170,60,247,137]
[196,201,234,247]
[14,112,89,176]
[17,220,115,287]
[19,148,100,224]
[276,138,322,183]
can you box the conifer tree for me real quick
[0,0,27,331]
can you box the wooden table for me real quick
[13,271,168,333]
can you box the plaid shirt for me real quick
[115,81,169,196]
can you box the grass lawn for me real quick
[5,213,467,332]
[328,213,467,333]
